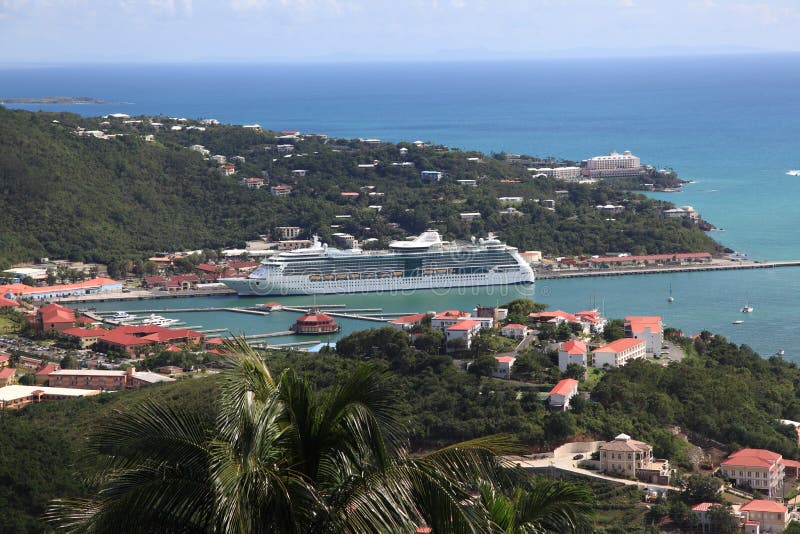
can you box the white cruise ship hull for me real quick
[221,270,534,296]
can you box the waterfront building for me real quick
[625,316,663,354]
[584,150,643,178]
[719,449,785,498]
[588,252,712,268]
[548,378,579,410]
[598,434,670,484]
[4,278,122,301]
[388,313,430,331]
[0,385,100,410]
[290,308,340,335]
[662,205,699,221]
[592,338,645,368]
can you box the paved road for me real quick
[503,454,675,493]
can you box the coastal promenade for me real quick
[536,258,800,280]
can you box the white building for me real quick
[211,154,227,164]
[275,226,302,240]
[190,144,210,156]
[498,197,524,204]
[558,339,588,372]
[276,144,295,153]
[270,185,292,196]
[592,338,646,368]
[493,355,516,379]
[500,323,528,339]
[719,449,786,499]
[529,166,582,181]
[446,320,481,351]
[547,378,579,410]
[596,204,625,215]
[584,150,642,178]
[421,170,443,182]
[457,179,477,187]
[625,316,663,355]
[431,310,493,331]
[241,177,265,189]
[459,212,482,221]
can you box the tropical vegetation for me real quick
[0,106,721,269]
[44,340,594,534]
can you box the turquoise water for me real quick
[4,55,800,356]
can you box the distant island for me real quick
[0,96,125,105]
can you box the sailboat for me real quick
[667,282,674,303]
[741,292,753,313]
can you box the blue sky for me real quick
[1,0,799,63]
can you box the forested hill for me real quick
[0,106,721,268]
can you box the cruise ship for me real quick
[219,231,535,296]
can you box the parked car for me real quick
[573,454,584,460]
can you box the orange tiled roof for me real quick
[594,338,644,353]
[722,448,782,468]
[740,499,787,513]
[562,339,587,354]
[548,378,579,396]
[447,320,480,331]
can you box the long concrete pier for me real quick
[535,259,800,280]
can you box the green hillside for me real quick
[0,106,721,269]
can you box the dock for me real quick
[535,259,800,280]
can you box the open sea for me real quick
[2,55,800,357]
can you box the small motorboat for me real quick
[732,320,744,325]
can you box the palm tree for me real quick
[46,338,515,533]
[479,478,594,533]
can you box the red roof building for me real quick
[558,340,588,373]
[720,449,785,498]
[0,367,16,387]
[589,252,712,266]
[291,309,340,335]
[389,313,429,331]
[0,296,20,307]
[36,303,76,333]
[548,379,580,410]
[35,363,60,385]
[592,338,646,368]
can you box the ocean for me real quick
[3,55,800,356]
